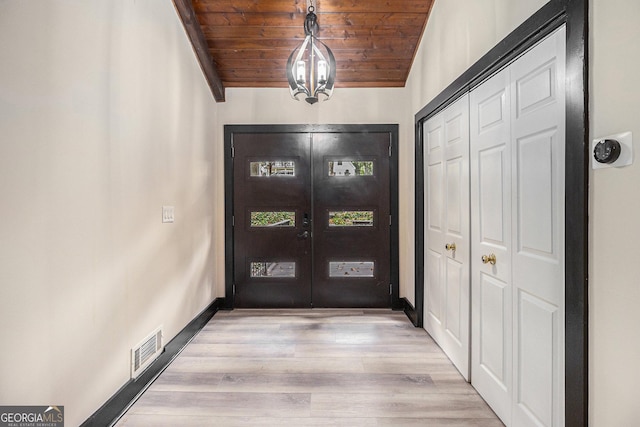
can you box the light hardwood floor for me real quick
[116,309,503,426]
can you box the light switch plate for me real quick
[162,206,175,223]
[592,131,633,169]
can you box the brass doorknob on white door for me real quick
[481,253,497,265]
[445,243,456,251]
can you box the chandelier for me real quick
[286,3,336,104]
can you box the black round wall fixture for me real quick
[593,139,621,164]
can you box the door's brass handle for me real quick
[445,243,456,251]
[297,230,310,239]
[481,253,497,265]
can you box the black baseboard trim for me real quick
[400,297,419,327]
[80,298,227,427]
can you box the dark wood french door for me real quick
[231,128,392,308]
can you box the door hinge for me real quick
[231,141,235,158]
[389,143,392,157]
[233,284,236,295]
[389,215,392,226]
[389,284,393,295]
[232,215,235,227]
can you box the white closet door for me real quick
[424,94,470,380]
[510,26,565,427]
[470,67,513,423]
[471,26,566,427]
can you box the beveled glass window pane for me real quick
[329,261,375,277]
[328,211,374,227]
[250,161,295,177]
[328,161,374,176]
[250,262,296,278]
[251,211,295,227]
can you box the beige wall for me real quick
[589,0,640,425]
[0,1,219,425]
[407,0,549,113]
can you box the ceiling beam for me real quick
[173,0,225,102]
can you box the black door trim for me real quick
[413,1,588,426]
[225,124,401,310]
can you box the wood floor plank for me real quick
[376,418,505,427]
[148,371,437,394]
[310,392,497,418]
[293,342,447,358]
[127,390,311,417]
[193,328,340,344]
[118,414,379,427]
[362,356,462,374]
[220,372,434,393]
[147,371,224,392]
[115,309,503,426]
[179,342,296,358]
[166,356,367,374]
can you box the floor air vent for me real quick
[131,327,163,379]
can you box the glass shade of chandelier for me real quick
[286,5,336,104]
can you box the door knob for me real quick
[297,230,310,239]
[481,253,497,265]
[445,243,456,251]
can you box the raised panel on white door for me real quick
[514,127,563,304]
[426,248,443,325]
[445,256,463,345]
[427,163,443,233]
[477,272,512,422]
[517,129,557,259]
[446,111,464,146]
[516,61,557,117]
[479,273,509,387]
[478,146,508,247]
[478,89,507,133]
[516,290,559,427]
[425,117,444,238]
[427,125,443,154]
[446,157,463,236]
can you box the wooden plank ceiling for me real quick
[176,0,435,102]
